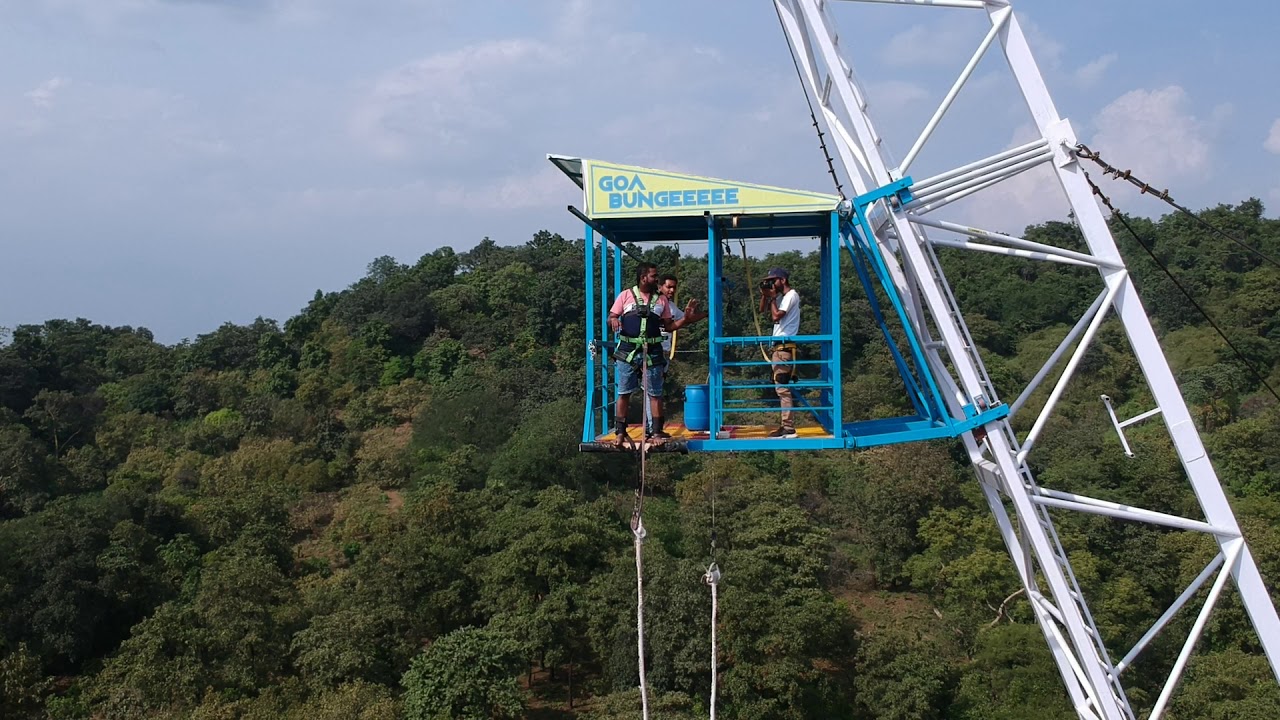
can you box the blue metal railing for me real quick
[710,335,840,435]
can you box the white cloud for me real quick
[1089,86,1212,183]
[1266,119,1280,154]
[17,0,151,29]
[867,80,929,113]
[284,163,570,217]
[350,38,569,162]
[1073,53,1116,89]
[882,22,981,67]
[18,0,416,30]
[439,164,570,212]
[948,123,1072,235]
[881,13,1060,71]
[553,0,617,37]
[2,76,233,178]
[344,10,803,212]
[25,77,69,108]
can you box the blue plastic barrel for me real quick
[684,383,710,432]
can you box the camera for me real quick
[759,278,776,291]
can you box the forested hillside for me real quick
[2,201,1279,719]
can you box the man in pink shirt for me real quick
[608,261,694,442]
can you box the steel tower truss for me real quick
[773,1,1280,718]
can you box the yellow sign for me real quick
[582,159,838,219]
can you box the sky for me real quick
[1,0,1278,344]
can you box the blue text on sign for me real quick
[599,174,740,211]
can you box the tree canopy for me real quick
[2,200,1279,717]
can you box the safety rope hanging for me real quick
[702,470,722,720]
[631,346,653,720]
[739,238,773,363]
[632,510,650,720]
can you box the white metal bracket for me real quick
[1101,394,1162,458]
[1046,118,1080,168]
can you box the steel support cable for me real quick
[1076,144,1280,272]
[1083,172,1280,405]
[773,1,846,200]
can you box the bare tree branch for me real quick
[988,588,1026,628]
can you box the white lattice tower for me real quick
[772,1,1280,719]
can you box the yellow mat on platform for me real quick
[596,424,833,443]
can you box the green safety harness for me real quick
[617,286,666,364]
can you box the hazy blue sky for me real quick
[2,0,1277,343]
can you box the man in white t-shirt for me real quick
[658,273,707,362]
[759,267,800,438]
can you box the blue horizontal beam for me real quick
[715,405,836,413]
[723,381,833,390]
[713,334,834,345]
[683,403,1010,453]
[718,359,832,367]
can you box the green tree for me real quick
[400,626,525,720]
[487,397,621,494]
[291,608,406,689]
[23,389,104,455]
[92,601,211,713]
[853,627,954,720]
[579,689,698,719]
[192,543,298,692]
[950,624,1075,720]
[1167,648,1280,719]
[0,642,51,720]
[831,442,963,586]
[286,681,400,720]
[0,421,54,516]
[475,487,622,691]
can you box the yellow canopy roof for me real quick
[548,154,839,220]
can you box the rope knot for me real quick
[703,562,722,586]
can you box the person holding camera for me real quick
[759,267,800,438]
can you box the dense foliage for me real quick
[2,202,1279,719]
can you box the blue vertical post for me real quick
[599,236,612,436]
[613,245,621,295]
[854,204,947,423]
[829,210,843,439]
[819,227,832,433]
[613,244,625,429]
[706,219,722,436]
[584,226,596,443]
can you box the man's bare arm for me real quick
[763,296,786,322]
[671,300,708,331]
